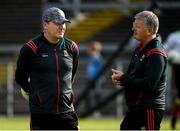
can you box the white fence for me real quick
[0,61,29,117]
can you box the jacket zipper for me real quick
[54,48,61,114]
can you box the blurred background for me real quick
[0,0,180,129]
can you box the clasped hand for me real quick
[111,69,124,86]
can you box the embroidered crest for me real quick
[140,54,146,61]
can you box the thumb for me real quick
[112,69,119,74]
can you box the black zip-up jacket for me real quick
[121,38,167,111]
[15,33,79,114]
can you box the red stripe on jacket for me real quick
[26,41,38,54]
[70,42,78,53]
[147,109,154,130]
[147,48,167,58]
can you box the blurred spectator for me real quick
[164,30,180,130]
[86,41,104,82]
[86,41,105,117]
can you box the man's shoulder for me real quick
[22,34,43,54]
[63,37,76,45]
[146,42,167,58]
[63,37,79,53]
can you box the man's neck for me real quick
[143,34,156,46]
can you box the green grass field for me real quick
[0,116,180,130]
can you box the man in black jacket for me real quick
[15,7,79,130]
[111,11,167,130]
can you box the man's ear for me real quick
[42,21,48,30]
[147,28,154,35]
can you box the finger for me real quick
[112,79,117,85]
[116,81,121,85]
[111,69,119,74]
[111,75,115,80]
[113,79,121,85]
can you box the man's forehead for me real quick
[134,19,146,25]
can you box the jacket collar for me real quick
[136,37,159,55]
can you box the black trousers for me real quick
[120,109,164,130]
[30,111,79,130]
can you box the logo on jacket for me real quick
[140,54,146,61]
[41,53,48,58]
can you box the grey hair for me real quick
[135,11,159,34]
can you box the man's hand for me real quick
[111,69,124,86]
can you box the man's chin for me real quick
[57,35,64,39]
[133,36,139,41]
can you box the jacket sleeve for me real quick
[121,54,166,92]
[15,44,36,92]
[71,42,79,83]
